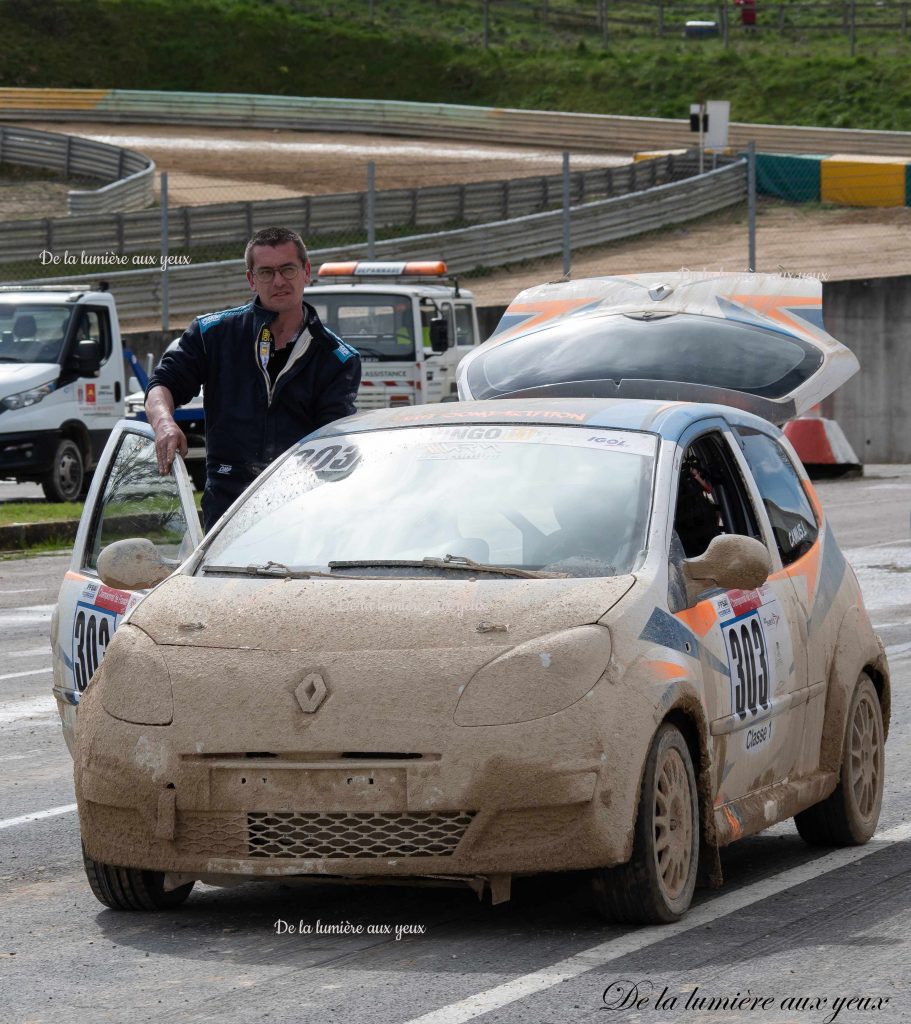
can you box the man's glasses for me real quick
[251,263,303,283]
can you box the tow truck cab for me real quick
[309,260,481,407]
[0,286,125,501]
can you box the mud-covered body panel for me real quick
[71,397,888,891]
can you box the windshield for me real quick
[201,424,657,578]
[0,304,74,364]
[468,312,823,400]
[308,293,415,361]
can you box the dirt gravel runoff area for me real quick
[7,121,911,311]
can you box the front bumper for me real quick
[0,429,59,478]
[76,680,645,881]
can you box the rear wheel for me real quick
[42,439,84,502]
[795,673,884,846]
[592,724,699,924]
[82,846,194,911]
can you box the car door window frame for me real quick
[733,425,820,567]
[74,423,202,579]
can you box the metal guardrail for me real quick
[0,149,685,263]
[3,88,911,156]
[13,162,747,322]
[0,123,154,215]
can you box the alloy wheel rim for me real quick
[59,450,81,497]
[850,691,881,820]
[654,747,693,900]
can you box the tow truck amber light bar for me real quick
[318,260,448,278]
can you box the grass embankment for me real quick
[0,501,83,526]
[2,0,911,130]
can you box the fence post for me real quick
[721,1,729,46]
[747,141,757,272]
[850,0,856,54]
[366,160,376,258]
[599,0,609,46]
[562,151,571,279]
[160,171,169,335]
[541,0,549,23]
[483,0,490,48]
[64,134,73,178]
[902,2,908,34]
[658,0,665,35]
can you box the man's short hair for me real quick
[244,226,309,270]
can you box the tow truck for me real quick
[309,260,482,407]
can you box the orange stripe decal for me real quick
[675,600,717,637]
[646,659,689,681]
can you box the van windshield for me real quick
[308,293,415,361]
[202,424,657,579]
[0,304,74,365]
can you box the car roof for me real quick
[309,397,778,446]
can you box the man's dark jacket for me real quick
[148,298,361,477]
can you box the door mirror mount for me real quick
[97,538,176,591]
[682,534,771,606]
[429,317,450,353]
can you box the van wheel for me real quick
[42,439,84,502]
[82,846,194,911]
[592,724,699,924]
[795,673,884,846]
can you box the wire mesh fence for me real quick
[289,0,911,51]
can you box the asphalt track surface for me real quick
[1,469,909,1024]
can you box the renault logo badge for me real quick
[295,672,328,713]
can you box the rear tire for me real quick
[795,673,884,846]
[42,439,84,502]
[82,845,194,911]
[592,724,699,924]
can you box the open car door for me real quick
[457,273,858,424]
[51,419,203,755]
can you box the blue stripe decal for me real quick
[640,606,730,677]
[807,532,847,635]
[489,312,536,338]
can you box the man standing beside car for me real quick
[145,226,361,530]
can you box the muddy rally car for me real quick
[52,273,889,922]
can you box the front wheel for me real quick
[83,846,194,911]
[592,723,699,924]
[42,438,84,502]
[795,673,884,846]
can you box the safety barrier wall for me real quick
[825,275,911,463]
[3,88,911,157]
[14,162,747,321]
[0,151,695,263]
[0,124,155,215]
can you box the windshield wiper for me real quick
[328,555,567,579]
[201,561,353,580]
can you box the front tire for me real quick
[42,438,84,502]
[795,673,884,846]
[83,846,194,911]
[593,723,699,924]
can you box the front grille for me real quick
[247,810,475,858]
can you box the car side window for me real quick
[669,432,761,611]
[735,427,818,566]
[83,432,191,572]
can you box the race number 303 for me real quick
[72,603,117,692]
[721,609,772,720]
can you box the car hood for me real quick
[0,362,58,397]
[131,572,636,651]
